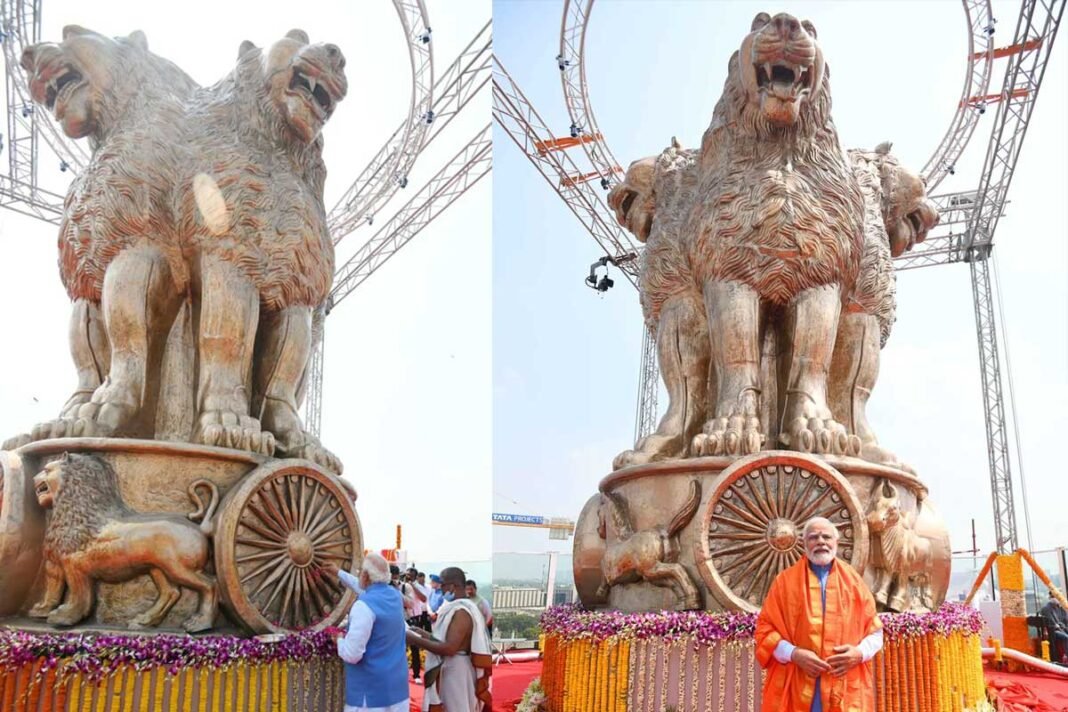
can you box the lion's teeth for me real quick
[763,62,773,78]
[307,76,317,93]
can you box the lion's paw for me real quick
[69,399,138,438]
[183,613,213,633]
[691,415,763,456]
[195,411,276,455]
[47,605,83,627]
[780,416,860,456]
[2,432,32,451]
[277,431,342,474]
[612,432,684,470]
[860,442,915,474]
[27,602,53,619]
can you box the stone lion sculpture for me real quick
[12,28,345,473]
[16,26,198,446]
[28,453,219,631]
[610,35,938,471]
[830,144,938,470]
[685,11,865,458]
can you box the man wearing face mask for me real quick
[756,517,883,712]
[406,567,492,711]
[325,553,410,712]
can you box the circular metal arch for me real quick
[559,0,995,195]
[0,0,434,232]
[326,0,435,242]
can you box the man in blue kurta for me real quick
[329,553,410,712]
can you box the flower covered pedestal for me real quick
[0,629,344,711]
[539,604,990,712]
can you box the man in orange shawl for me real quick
[756,517,883,712]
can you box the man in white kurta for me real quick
[406,567,492,711]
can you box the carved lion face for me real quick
[737,12,825,127]
[33,459,65,509]
[261,30,347,143]
[879,159,940,257]
[608,157,656,242]
[21,25,146,139]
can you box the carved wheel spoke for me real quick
[217,461,362,634]
[703,458,865,611]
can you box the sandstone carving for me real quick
[597,479,702,610]
[9,27,345,474]
[583,12,952,615]
[29,453,218,631]
[611,143,936,470]
[831,145,938,471]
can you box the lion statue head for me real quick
[35,453,127,556]
[234,29,347,145]
[21,25,196,140]
[718,11,827,134]
[609,157,657,243]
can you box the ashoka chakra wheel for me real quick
[215,459,362,634]
[697,453,867,612]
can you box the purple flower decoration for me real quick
[0,629,337,682]
[541,602,983,644]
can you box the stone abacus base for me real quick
[539,608,990,712]
[0,656,342,712]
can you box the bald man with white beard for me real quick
[755,517,883,712]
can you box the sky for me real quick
[492,0,1068,571]
[0,0,492,567]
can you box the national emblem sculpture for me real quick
[0,25,362,638]
[574,11,949,615]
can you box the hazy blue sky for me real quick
[492,0,1068,561]
[0,0,492,566]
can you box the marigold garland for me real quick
[539,603,987,712]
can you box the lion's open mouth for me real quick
[754,60,813,97]
[44,67,84,111]
[288,68,334,116]
[906,211,924,236]
[35,480,49,498]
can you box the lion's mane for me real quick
[174,43,334,311]
[847,149,898,345]
[638,143,699,329]
[686,51,864,304]
[57,37,198,302]
[42,454,129,557]
[56,34,333,312]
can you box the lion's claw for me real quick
[196,412,275,455]
[691,414,763,457]
[781,416,853,456]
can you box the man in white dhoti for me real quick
[406,567,492,711]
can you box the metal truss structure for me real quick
[0,0,86,221]
[492,58,639,286]
[326,1,434,244]
[492,0,1065,552]
[328,123,491,311]
[305,21,493,435]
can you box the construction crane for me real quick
[494,0,1065,553]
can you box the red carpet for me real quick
[491,659,542,711]
[985,666,1068,711]
[404,659,542,711]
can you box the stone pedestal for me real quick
[0,438,361,635]
[574,451,950,614]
